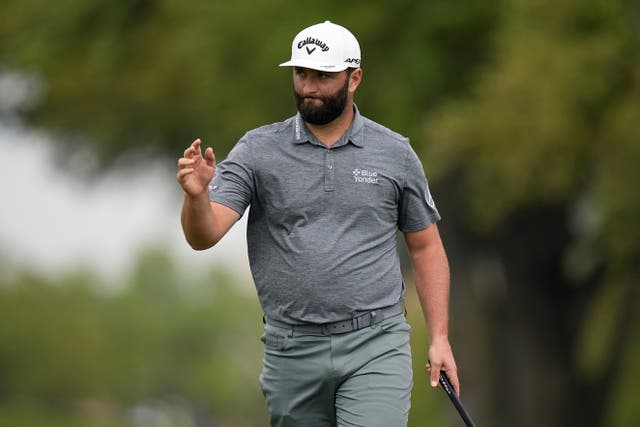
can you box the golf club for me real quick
[437,370,478,427]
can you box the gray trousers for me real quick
[259,313,413,427]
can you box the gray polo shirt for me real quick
[209,106,440,324]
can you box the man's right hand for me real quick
[177,138,216,198]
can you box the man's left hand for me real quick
[427,336,460,395]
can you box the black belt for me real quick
[264,300,405,335]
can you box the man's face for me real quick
[293,67,351,125]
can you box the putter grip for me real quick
[439,371,477,427]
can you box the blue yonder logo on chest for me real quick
[352,168,380,184]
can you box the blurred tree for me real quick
[0,0,497,170]
[0,248,266,426]
[422,0,640,425]
[0,272,113,402]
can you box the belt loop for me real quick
[370,310,378,328]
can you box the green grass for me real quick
[0,403,127,427]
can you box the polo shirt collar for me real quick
[292,104,365,148]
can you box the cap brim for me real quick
[279,59,349,72]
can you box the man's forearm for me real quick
[410,238,451,340]
[181,192,218,250]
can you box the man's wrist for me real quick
[429,334,450,344]
[185,189,211,203]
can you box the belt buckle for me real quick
[320,323,331,335]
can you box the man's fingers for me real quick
[178,158,195,168]
[446,369,461,396]
[177,138,213,194]
[184,138,202,158]
[204,147,216,167]
[176,167,194,180]
[180,144,214,169]
[427,360,461,396]
[429,363,441,388]
[193,138,202,156]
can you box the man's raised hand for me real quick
[177,138,216,198]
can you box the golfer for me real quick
[177,21,459,427]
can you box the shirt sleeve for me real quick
[397,143,441,232]
[208,135,254,216]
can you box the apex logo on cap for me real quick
[298,37,330,54]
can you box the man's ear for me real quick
[349,68,363,93]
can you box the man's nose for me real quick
[301,77,320,95]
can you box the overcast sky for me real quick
[0,122,250,285]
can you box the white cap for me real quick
[279,21,361,72]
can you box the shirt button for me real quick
[328,165,333,170]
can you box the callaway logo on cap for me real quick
[279,21,361,72]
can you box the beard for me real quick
[294,76,350,125]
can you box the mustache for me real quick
[294,90,323,101]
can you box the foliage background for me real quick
[1,0,638,425]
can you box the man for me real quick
[177,21,459,427]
